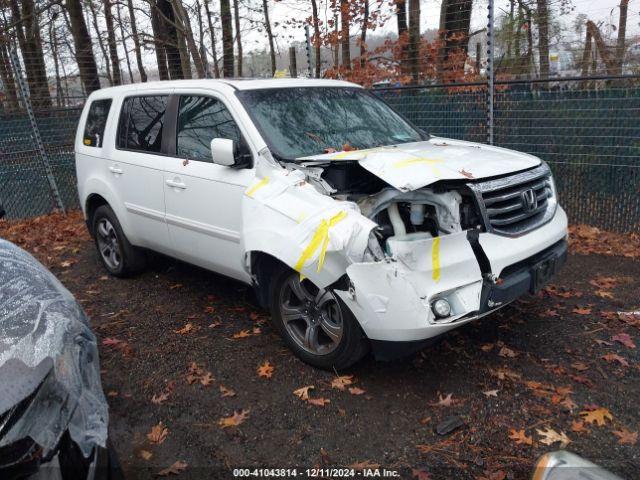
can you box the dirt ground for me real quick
[1,213,639,479]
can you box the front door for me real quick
[163,94,254,281]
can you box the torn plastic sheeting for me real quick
[0,239,108,459]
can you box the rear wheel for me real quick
[269,269,369,370]
[92,205,146,277]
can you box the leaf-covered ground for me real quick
[1,212,639,479]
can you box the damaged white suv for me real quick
[75,79,568,369]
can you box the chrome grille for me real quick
[469,163,556,236]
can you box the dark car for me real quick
[0,209,121,479]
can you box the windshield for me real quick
[236,87,424,160]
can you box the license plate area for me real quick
[531,255,557,293]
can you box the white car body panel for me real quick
[75,78,569,346]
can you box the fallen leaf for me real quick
[613,428,638,445]
[200,372,214,386]
[411,468,432,480]
[151,391,170,405]
[571,362,590,371]
[483,389,499,398]
[480,343,494,352]
[498,346,518,358]
[219,384,236,397]
[601,353,629,367]
[218,409,250,428]
[595,339,613,346]
[157,460,188,476]
[611,333,636,349]
[331,375,354,391]
[348,387,366,396]
[231,329,252,339]
[147,422,169,444]
[560,397,578,412]
[307,397,330,407]
[595,290,614,299]
[257,361,274,379]
[293,385,314,401]
[139,450,153,461]
[573,307,592,315]
[571,420,587,433]
[431,393,454,407]
[580,407,613,426]
[169,283,183,290]
[509,429,533,445]
[536,428,571,447]
[102,337,123,347]
[174,323,196,335]
[350,460,381,470]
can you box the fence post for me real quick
[9,49,66,214]
[486,0,495,145]
[289,47,298,78]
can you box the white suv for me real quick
[75,79,568,369]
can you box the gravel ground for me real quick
[2,213,639,479]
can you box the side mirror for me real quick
[210,138,235,167]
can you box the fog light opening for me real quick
[431,298,452,318]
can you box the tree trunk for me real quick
[48,9,63,105]
[333,12,339,67]
[437,0,472,82]
[157,0,184,79]
[614,0,629,75]
[195,0,209,75]
[310,0,321,77]
[233,0,242,76]
[204,0,220,78]
[0,43,19,110]
[396,0,408,75]
[172,0,206,77]
[536,0,550,79]
[87,0,113,84]
[262,0,276,76]
[360,0,369,68]
[65,0,101,93]
[128,0,147,81]
[10,0,51,107]
[116,2,134,83]
[340,0,350,69]
[220,0,234,77]
[150,1,169,80]
[407,0,420,82]
[104,0,122,85]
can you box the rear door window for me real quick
[117,96,168,153]
[176,95,242,162]
[83,99,112,147]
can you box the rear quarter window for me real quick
[117,96,168,153]
[82,99,112,147]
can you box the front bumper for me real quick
[335,206,568,346]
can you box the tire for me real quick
[269,268,369,370]
[92,205,146,277]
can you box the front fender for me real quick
[241,168,376,289]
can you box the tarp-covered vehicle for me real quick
[0,230,120,479]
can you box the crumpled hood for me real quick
[298,137,541,192]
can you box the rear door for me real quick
[162,92,255,281]
[109,93,172,252]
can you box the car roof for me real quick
[88,78,362,99]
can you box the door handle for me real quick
[166,179,187,189]
[109,166,123,174]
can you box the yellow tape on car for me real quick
[431,237,441,282]
[295,211,347,274]
[245,176,269,198]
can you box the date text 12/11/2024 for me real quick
[232,468,401,477]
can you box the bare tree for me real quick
[127,0,148,81]
[437,0,473,81]
[220,0,234,76]
[0,34,19,109]
[340,0,351,68]
[310,0,321,77]
[172,0,205,77]
[614,0,629,74]
[536,0,550,79]
[87,0,113,84]
[360,0,369,67]
[203,0,220,78]
[233,0,242,75]
[9,0,51,106]
[262,0,276,76]
[116,1,134,83]
[156,0,184,79]
[395,0,408,74]
[408,0,420,81]
[150,0,170,79]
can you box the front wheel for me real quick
[269,269,369,370]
